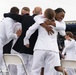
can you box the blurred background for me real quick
[0,0,76,21]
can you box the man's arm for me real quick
[34,15,55,34]
[55,21,66,30]
[24,23,39,47]
[44,19,56,27]
[40,19,56,34]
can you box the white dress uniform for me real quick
[0,17,18,69]
[62,38,76,75]
[53,20,66,75]
[24,15,66,75]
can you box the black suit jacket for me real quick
[13,14,38,55]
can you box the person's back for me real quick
[13,6,42,54]
[13,11,36,54]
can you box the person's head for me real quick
[65,31,74,40]
[10,6,19,14]
[33,6,42,15]
[21,7,30,15]
[44,8,55,21]
[55,8,65,22]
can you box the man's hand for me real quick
[40,19,55,35]
[16,29,22,37]
[25,44,30,48]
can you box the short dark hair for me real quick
[10,6,19,14]
[44,8,55,20]
[55,8,65,13]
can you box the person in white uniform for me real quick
[53,8,66,75]
[40,7,66,75]
[62,31,76,75]
[0,7,22,71]
[24,8,68,75]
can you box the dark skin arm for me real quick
[40,19,56,35]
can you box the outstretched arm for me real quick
[40,19,56,35]
[34,15,55,35]
[24,23,39,47]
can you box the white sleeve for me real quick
[59,30,66,36]
[65,40,75,49]
[34,15,44,24]
[62,40,75,54]
[14,22,22,33]
[55,21,66,30]
[5,20,17,40]
[24,23,39,45]
[55,21,66,36]
[62,48,66,55]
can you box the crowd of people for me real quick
[0,6,76,75]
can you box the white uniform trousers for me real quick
[31,50,60,75]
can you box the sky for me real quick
[0,0,76,21]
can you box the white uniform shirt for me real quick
[62,39,76,60]
[12,22,22,46]
[0,17,17,47]
[24,15,66,53]
[11,22,22,54]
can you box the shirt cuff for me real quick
[14,34,18,39]
[34,16,44,24]
[24,38,29,45]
